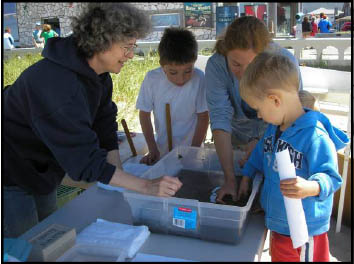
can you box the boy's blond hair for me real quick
[299,90,320,111]
[239,51,299,100]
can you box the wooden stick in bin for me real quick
[166,103,173,152]
[121,119,137,157]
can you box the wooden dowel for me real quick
[166,103,173,152]
[121,119,137,157]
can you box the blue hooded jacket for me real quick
[242,109,349,236]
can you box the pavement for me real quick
[260,217,352,262]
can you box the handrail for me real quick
[4,38,351,66]
[136,38,351,66]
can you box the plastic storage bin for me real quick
[123,146,262,244]
[56,244,127,262]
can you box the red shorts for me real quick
[270,231,329,262]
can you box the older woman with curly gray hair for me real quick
[3,2,182,238]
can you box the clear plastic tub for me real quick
[123,146,262,244]
[56,243,127,262]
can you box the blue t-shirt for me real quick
[33,29,43,43]
[318,19,332,33]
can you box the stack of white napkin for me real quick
[76,218,150,260]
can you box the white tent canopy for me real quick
[307,7,344,16]
[336,15,351,21]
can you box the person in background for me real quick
[205,16,303,204]
[3,3,182,238]
[238,51,349,262]
[324,15,332,31]
[318,14,332,33]
[310,16,318,37]
[32,22,44,48]
[299,90,320,111]
[319,12,324,19]
[3,27,15,50]
[40,24,59,46]
[53,26,61,37]
[301,16,312,38]
[136,27,209,165]
[315,14,321,25]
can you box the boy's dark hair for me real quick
[158,27,198,65]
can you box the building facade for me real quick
[12,2,301,48]
[342,2,351,16]
[13,3,85,47]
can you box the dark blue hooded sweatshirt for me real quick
[3,36,118,195]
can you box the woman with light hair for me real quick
[4,3,182,238]
[205,16,303,204]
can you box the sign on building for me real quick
[184,2,212,28]
[216,6,238,36]
[244,4,267,22]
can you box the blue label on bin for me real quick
[172,207,197,229]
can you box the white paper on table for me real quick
[76,219,150,259]
[276,149,309,249]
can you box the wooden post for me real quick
[166,103,173,152]
[121,119,137,157]
[336,92,351,233]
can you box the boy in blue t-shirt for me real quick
[318,15,332,33]
[237,51,349,261]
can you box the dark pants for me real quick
[3,185,57,238]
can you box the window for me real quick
[216,6,238,36]
[43,17,61,36]
[150,13,181,31]
[277,4,291,36]
[3,2,19,42]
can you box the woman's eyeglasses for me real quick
[121,44,138,56]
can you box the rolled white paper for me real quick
[276,148,309,249]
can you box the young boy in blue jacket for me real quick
[238,51,349,262]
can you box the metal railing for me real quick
[5,37,351,67]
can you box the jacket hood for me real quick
[287,109,349,151]
[41,36,98,81]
